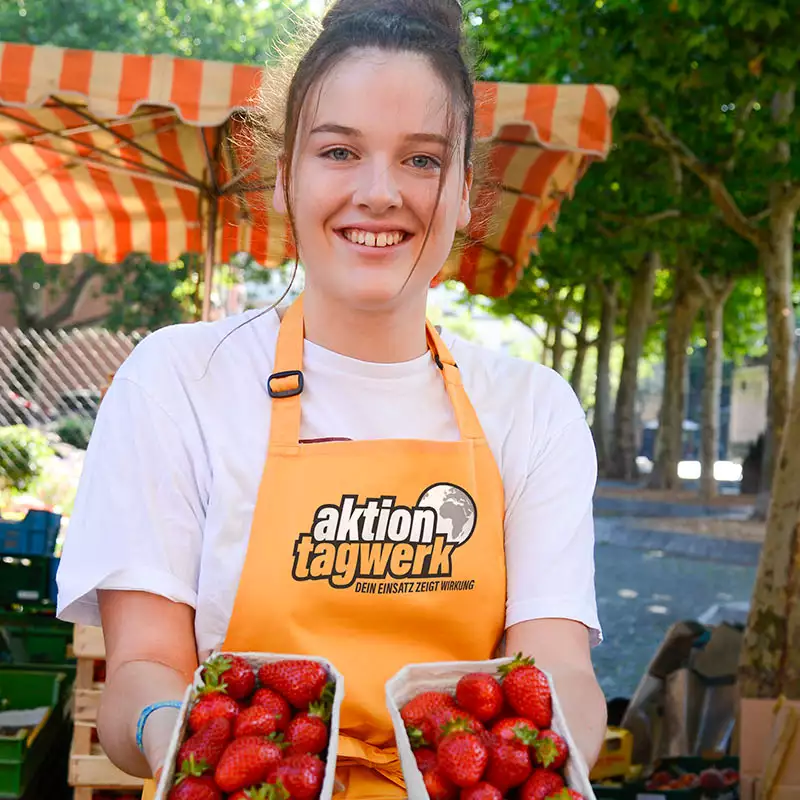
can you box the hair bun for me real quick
[322,0,463,39]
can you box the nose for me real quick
[352,157,402,214]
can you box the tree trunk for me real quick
[610,253,658,481]
[569,284,593,403]
[593,280,618,476]
[759,193,798,496]
[551,323,565,375]
[739,357,800,699]
[647,259,704,490]
[698,276,735,502]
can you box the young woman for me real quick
[56,0,606,796]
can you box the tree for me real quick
[1,0,308,64]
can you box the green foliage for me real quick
[53,416,95,451]
[1,0,309,64]
[0,426,55,492]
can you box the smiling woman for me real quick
[55,1,606,798]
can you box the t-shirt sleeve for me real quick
[504,376,602,645]
[56,368,207,627]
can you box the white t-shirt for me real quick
[56,307,602,654]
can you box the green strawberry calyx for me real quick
[268,731,290,750]
[406,725,428,749]
[195,668,229,696]
[308,682,335,722]
[174,754,208,784]
[268,779,292,800]
[512,722,540,747]
[242,785,272,800]
[440,717,476,738]
[545,789,574,800]
[498,652,536,678]
[533,735,559,767]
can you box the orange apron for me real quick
[144,294,507,799]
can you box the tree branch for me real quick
[598,209,681,226]
[724,97,757,172]
[40,259,103,329]
[639,107,765,248]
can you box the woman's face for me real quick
[274,49,472,310]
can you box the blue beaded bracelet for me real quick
[136,701,183,754]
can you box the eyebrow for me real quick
[309,124,449,147]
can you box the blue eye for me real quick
[408,155,440,171]
[323,148,353,161]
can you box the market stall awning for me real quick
[0,42,618,301]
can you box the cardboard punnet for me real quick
[739,697,800,800]
[154,652,344,800]
[386,657,596,800]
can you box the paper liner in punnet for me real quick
[386,657,596,800]
[154,651,345,800]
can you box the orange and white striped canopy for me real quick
[0,42,618,297]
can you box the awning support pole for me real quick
[201,192,219,322]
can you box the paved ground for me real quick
[591,518,757,700]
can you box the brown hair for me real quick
[249,0,477,288]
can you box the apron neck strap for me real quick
[268,294,486,447]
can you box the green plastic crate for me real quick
[0,613,73,666]
[0,559,54,611]
[0,669,69,798]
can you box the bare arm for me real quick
[97,590,199,778]
[505,618,606,768]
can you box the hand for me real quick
[141,705,182,779]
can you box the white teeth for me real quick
[343,229,405,247]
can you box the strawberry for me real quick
[499,653,552,729]
[258,660,330,709]
[437,721,489,788]
[168,775,221,800]
[235,706,286,739]
[460,783,503,800]
[188,692,240,734]
[267,753,325,800]
[423,707,485,749]
[414,747,438,773]
[482,739,532,793]
[532,729,568,770]
[490,717,539,748]
[227,787,273,800]
[286,709,330,756]
[423,766,459,800]
[215,735,284,793]
[519,768,566,800]
[546,790,585,800]
[401,691,456,730]
[204,655,256,701]
[250,688,292,733]
[177,718,232,772]
[456,673,504,722]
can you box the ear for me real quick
[272,154,287,215]
[456,162,473,231]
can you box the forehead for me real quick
[302,49,454,138]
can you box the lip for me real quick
[335,222,413,235]
[335,229,412,252]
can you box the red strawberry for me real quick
[490,717,539,747]
[168,775,221,800]
[423,766,459,800]
[483,739,532,793]
[188,692,240,734]
[546,790,585,800]
[204,655,256,701]
[437,722,489,788]
[286,709,330,756]
[499,653,552,729]
[414,747,438,773]
[519,768,566,800]
[235,706,285,739]
[423,707,485,749]
[268,753,324,800]
[227,787,272,800]
[456,673,504,722]
[401,691,456,730]
[250,688,292,732]
[258,660,330,709]
[177,718,232,772]
[533,729,568,769]
[460,783,503,800]
[215,735,284,793]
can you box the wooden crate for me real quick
[70,624,144,797]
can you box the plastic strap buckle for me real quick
[267,369,305,398]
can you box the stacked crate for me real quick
[70,624,143,800]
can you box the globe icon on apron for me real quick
[417,483,477,545]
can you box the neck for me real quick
[300,289,429,363]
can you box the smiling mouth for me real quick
[338,228,410,248]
